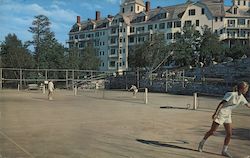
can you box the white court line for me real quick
[0,131,34,158]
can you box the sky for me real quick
[0,0,232,48]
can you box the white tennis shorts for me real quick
[214,109,232,125]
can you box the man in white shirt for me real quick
[198,81,250,158]
[48,80,54,100]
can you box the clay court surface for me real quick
[0,89,250,158]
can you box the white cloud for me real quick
[105,0,119,4]
[0,0,79,45]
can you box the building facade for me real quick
[68,0,250,73]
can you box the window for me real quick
[148,25,153,30]
[129,37,134,43]
[220,29,223,34]
[220,17,223,21]
[102,63,104,67]
[159,23,165,29]
[244,1,246,5]
[228,20,235,27]
[189,9,195,16]
[174,21,181,28]
[201,8,205,15]
[234,8,237,14]
[167,22,172,28]
[111,37,116,44]
[238,0,240,5]
[167,33,172,39]
[95,32,99,37]
[196,20,199,26]
[137,6,139,11]
[122,8,125,13]
[130,27,135,33]
[215,17,218,22]
[155,24,158,29]
[111,49,116,55]
[131,6,133,12]
[238,19,245,25]
[184,20,192,27]
[111,28,116,34]
[110,61,115,67]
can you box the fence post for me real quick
[165,70,168,92]
[0,68,2,90]
[72,70,75,90]
[66,70,68,89]
[19,69,22,90]
[137,67,140,89]
[145,88,148,104]
[193,93,198,110]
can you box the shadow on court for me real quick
[136,139,222,157]
[217,128,250,141]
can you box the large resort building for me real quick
[68,0,250,73]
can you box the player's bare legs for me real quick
[198,121,219,152]
[221,123,232,158]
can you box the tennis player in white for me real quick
[198,81,250,158]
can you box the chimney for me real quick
[96,11,101,21]
[108,14,113,18]
[146,1,150,12]
[77,16,80,24]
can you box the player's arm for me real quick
[212,100,226,119]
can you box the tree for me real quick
[39,32,66,69]
[171,25,201,67]
[199,25,224,65]
[28,15,66,69]
[0,34,34,68]
[28,15,51,68]
[79,41,100,70]
[66,47,81,70]
[224,40,250,59]
[128,33,170,71]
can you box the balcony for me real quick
[219,33,250,40]
[109,53,118,58]
[225,24,250,29]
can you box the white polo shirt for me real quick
[222,92,248,111]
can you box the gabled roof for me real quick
[199,0,225,16]
[123,0,145,6]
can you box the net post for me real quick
[193,92,198,110]
[17,84,20,91]
[74,86,77,96]
[42,85,46,94]
[145,88,148,104]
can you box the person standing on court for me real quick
[198,81,250,158]
[48,80,54,100]
[129,85,138,98]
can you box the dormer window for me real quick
[234,8,237,14]
[201,8,205,15]
[189,9,195,16]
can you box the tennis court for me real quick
[0,89,250,158]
